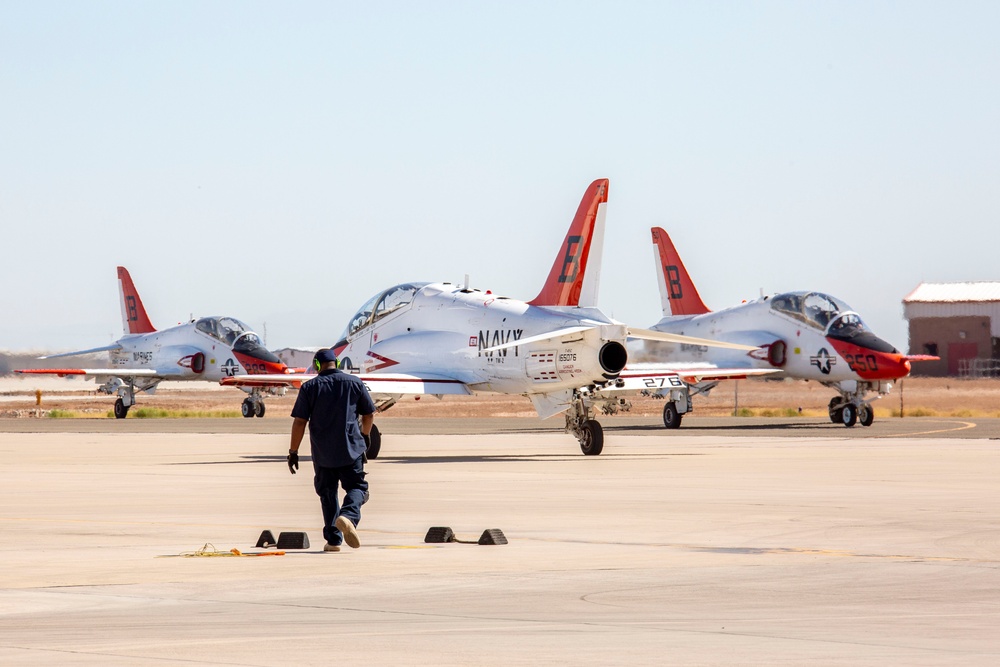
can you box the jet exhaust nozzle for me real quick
[599,341,628,375]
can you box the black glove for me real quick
[287,449,299,474]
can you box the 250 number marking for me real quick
[844,354,879,373]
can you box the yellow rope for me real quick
[175,543,285,557]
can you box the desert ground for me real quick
[2,374,998,420]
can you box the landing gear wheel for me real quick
[579,419,604,456]
[254,401,266,418]
[858,403,874,427]
[841,403,858,427]
[114,398,129,419]
[828,397,842,424]
[662,402,683,429]
[241,399,254,418]
[366,423,382,459]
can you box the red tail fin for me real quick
[117,266,156,334]
[529,178,608,307]
[650,227,710,316]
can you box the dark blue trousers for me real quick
[313,455,368,546]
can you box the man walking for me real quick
[287,348,376,552]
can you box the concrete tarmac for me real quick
[2,421,1000,665]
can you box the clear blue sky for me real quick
[2,1,997,353]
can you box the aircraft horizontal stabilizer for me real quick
[39,344,123,359]
[627,327,759,352]
[480,326,593,353]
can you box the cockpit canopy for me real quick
[195,315,281,362]
[769,292,858,332]
[341,283,428,340]
[769,291,897,353]
[196,316,256,346]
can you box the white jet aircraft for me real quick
[16,267,299,418]
[640,227,937,429]
[228,179,769,456]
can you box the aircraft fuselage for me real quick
[334,282,629,396]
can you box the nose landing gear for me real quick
[828,393,876,428]
[241,390,267,418]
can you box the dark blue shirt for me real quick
[291,369,376,467]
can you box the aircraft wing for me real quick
[222,372,473,396]
[38,344,123,359]
[221,373,314,389]
[482,325,759,353]
[15,368,163,378]
[611,365,781,391]
[359,373,473,396]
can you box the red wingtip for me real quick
[650,227,711,316]
[117,266,156,334]
[529,179,608,307]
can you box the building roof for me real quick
[904,282,1000,303]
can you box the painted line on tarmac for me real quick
[879,419,978,438]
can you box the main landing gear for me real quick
[241,396,266,418]
[647,381,702,430]
[114,397,130,419]
[828,396,875,428]
[98,378,138,419]
[567,391,604,455]
[662,401,683,429]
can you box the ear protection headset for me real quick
[314,358,322,372]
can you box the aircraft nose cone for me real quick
[873,353,911,380]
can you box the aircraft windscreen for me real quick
[769,292,850,331]
[825,311,896,352]
[232,331,282,362]
[344,283,428,338]
[195,316,252,344]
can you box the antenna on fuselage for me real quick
[464,274,470,290]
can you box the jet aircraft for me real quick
[16,267,296,418]
[229,179,767,456]
[641,227,937,428]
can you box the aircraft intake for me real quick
[768,340,786,367]
[599,341,628,375]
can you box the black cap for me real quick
[314,348,338,365]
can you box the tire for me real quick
[662,402,683,429]
[254,401,266,418]
[841,403,858,427]
[859,403,874,427]
[579,419,604,456]
[828,397,842,423]
[241,399,254,418]
[113,398,129,419]
[366,423,382,459]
